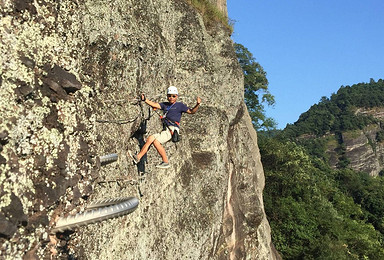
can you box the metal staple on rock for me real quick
[99,153,118,166]
[51,197,139,234]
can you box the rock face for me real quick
[325,108,384,176]
[1,0,278,259]
[341,126,383,176]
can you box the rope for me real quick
[102,98,140,104]
[96,96,141,124]
[96,118,138,124]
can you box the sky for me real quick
[227,0,384,129]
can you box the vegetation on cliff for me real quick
[185,0,233,33]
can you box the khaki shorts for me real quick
[153,126,178,144]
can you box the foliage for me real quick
[185,0,233,33]
[335,169,384,234]
[283,79,384,138]
[259,135,384,259]
[260,79,384,258]
[376,130,384,142]
[234,43,276,130]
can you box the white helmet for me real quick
[167,86,178,95]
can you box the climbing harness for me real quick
[151,103,181,143]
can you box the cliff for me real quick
[326,108,384,176]
[0,0,278,259]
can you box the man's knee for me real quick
[147,135,156,143]
[153,139,162,147]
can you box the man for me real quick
[129,86,201,169]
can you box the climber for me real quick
[128,86,201,169]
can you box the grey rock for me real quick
[0,216,17,238]
[0,0,278,259]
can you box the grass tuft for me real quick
[185,0,233,34]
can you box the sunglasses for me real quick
[167,94,177,98]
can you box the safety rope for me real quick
[96,97,141,124]
[96,119,137,124]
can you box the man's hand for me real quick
[187,97,201,114]
[141,94,161,109]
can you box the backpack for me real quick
[171,128,180,143]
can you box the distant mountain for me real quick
[282,79,384,176]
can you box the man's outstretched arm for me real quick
[187,97,201,114]
[141,94,161,109]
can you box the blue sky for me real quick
[227,0,384,129]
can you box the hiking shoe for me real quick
[156,162,170,169]
[128,150,139,164]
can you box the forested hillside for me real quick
[279,79,384,176]
[283,79,384,138]
[260,79,384,259]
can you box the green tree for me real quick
[234,43,276,130]
[258,135,384,259]
[260,79,384,258]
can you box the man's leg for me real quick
[137,135,156,160]
[153,139,168,163]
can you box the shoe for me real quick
[156,162,170,169]
[128,150,139,164]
